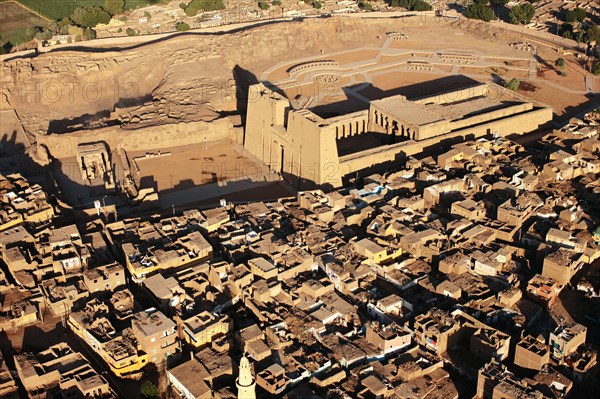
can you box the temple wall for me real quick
[414,84,488,105]
[339,107,552,180]
[38,118,232,159]
[243,84,553,188]
[417,102,535,140]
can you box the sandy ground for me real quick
[314,49,382,66]
[170,180,295,210]
[259,20,596,124]
[0,110,30,153]
[363,73,484,101]
[4,15,597,137]
[131,140,264,192]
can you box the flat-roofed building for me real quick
[542,248,584,287]
[451,199,486,221]
[526,274,559,306]
[82,262,125,293]
[413,308,462,355]
[546,228,587,252]
[439,252,470,275]
[549,322,587,363]
[67,297,148,378]
[365,322,411,355]
[470,328,511,362]
[167,357,212,399]
[514,335,550,371]
[14,343,115,398]
[132,308,179,363]
[256,363,287,395]
[0,353,18,398]
[179,311,231,348]
[248,257,278,280]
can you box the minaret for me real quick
[236,355,256,399]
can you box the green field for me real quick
[0,1,48,50]
[15,0,167,21]
[1,0,169,50]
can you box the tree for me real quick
[574,8,586,21]
[505,78,520,91]
[58,18,72,34]
[34,28,53,41]
[560,23,573,39]
[184,4,198,16]
[388,0,431,11]
[555,58,566,76]
[560,23,573,36]
[126,27,136,36]
[272,0,282,5]
[83,28,97,40]
[358,0,373,10]
[140,380,159,398]
[491,0,509,5]
[104,0,125,16]
[465,4,495,22]
[593,62,600,76]
[509,3,535,25]
[67,25,85,38]
[184,0,225,14]
[413,1,430,11]
[586,25,600,43]
[258,1,270,9]
[176,22,191,31]
[71,6,111,28]
[565,8,586,23]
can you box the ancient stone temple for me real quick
[244,82,552,187]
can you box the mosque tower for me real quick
[236,355,256,399]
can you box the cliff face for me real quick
[0,17,397,137]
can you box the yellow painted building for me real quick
[353,238,403,265]
[0,212,23,232]
[68,313,148,378]
[180,312,230,348]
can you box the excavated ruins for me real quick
[1,16,546,139]
[0,15,596,206]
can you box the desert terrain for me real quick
[2,15,597,136]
